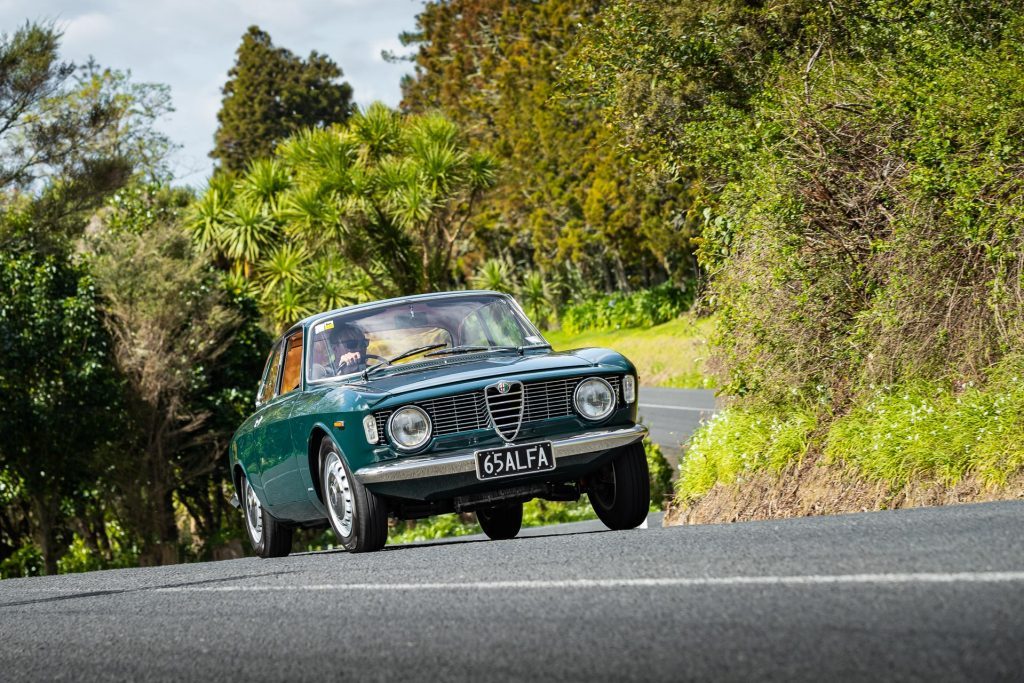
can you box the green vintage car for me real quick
[231,290,649,557]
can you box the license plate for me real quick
[474,441,555,481]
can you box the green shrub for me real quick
[522,499,596,526]
[676,405,817,503]
[645,438,673,510]
[0,544,44,579]
[386,515,482,545]
[560,283,691,334]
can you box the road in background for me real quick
[637,386,718,467]
[2,501,1021,681]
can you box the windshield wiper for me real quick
[363,343,448,379]
[425,345,518,357]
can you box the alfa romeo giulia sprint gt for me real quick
[230,291,649,556]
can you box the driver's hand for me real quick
[338,351,360,366]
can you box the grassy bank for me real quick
[544,316,715,389]
[670,357,1024,522]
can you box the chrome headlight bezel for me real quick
[573,377,616,421]
[386,405,432,451]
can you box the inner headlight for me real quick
[574,378,616,421]
[387,406,432,450]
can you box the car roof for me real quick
[281,290,513,339]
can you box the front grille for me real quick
[374,375,623,446]
[485,380,524,441]
[374,391,489,439]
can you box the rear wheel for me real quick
[321,438,388,552]
[587,441,650,531]
[476,502,523,540]
[241,474,293,558]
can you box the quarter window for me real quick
[258,342,285,405]
[280,332,304,395]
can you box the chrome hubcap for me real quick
[244,480,263,545]
[325,453,354,537]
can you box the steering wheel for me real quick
[365,353,388,364]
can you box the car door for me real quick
[256,330,306,507]
[235,339,284,493]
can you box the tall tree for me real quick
[0,23,176,574]
[210,26,354,174]
[91,218,242,566]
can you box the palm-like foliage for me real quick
[471,258,517,294]
[188,102,499,329]
[187,186,227,252]
[221,198,278,265]
[519,271,553,329]
[263,280,313,332]
[257,243,309,291]
[239,158,291,208]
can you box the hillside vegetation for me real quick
[570,0,1024,518]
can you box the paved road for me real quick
[637,386,718,465]
[2,501,1022,681]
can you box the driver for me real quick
[314,323,369,378]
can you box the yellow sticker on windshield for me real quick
[324,321,334,331]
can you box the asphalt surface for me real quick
[2,500,1022,681]
[637,386,718,465]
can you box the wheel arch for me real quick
[307,424,346,505]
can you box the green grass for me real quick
[544,316,716,389]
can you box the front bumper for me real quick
[354,424,647,500]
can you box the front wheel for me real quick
[241,475,293,558]
[476,502,523,540]
[587,441,650,531]
[321,438,388,552]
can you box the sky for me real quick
[0,0,423,185]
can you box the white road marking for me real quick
[638,403,715,413]
[154,571,1024,593]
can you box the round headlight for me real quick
[574,378,616,421]
[387,406,432,450]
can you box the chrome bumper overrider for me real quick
[354,424,648,485]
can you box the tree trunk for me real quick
[32,498,59,575]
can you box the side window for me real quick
[280,332,304,395]
[258,342,284,406]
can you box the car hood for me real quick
[337,350,602,401]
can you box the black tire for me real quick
[476,503,523,540]
[241,475,293,558]
[320,438,388,553]
[587,441,650,530]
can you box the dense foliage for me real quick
[399,0,701,302]
[572,0,1024,496]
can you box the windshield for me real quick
[306,294,548,382]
